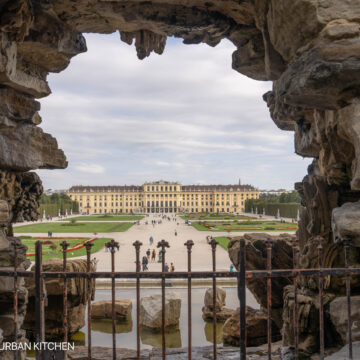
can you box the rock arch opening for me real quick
[1,0,360,358]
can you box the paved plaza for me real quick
[18,214,296,272]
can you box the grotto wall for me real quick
[0,0,359,357]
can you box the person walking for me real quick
[151,249,156,262]
[174,230,177,236]
[142,255,148,271]
[149,236,153,246]
[92,258,99,271]
[164,263,169,272]
[170,262,175,272]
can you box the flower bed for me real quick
[26,237,97,257]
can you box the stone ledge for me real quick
[67,345,268,360]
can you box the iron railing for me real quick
[1,236,359,360]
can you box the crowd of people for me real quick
[139,214,178,272]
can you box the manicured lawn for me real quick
[214,236,232,250]
[191,220,298,232]
[20,236,112,260]
[14,222,134,233]
[61,215,145,221]
[180,213,256,221]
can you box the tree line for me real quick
[245,191,302,219]
[39,193,78,217]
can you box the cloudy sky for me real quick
[37,33,310,190]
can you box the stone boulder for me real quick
[204,287,226,311]
[91,300,132,320]
[0,201,9,224]
[282,285,339,355]
[140,293,181,330]
[222,306,279,347]
[332,201,360,246]
[329,296,360,344]
[228,234,294,330]
[202,307,235,322]
[24,259,95,339]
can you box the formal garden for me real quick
[14,221,134,234]
[191,220,298,232]
[60,214,145,221]
[20,236,112,260]
[180,213,256,221]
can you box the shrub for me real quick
[49,242,57,251]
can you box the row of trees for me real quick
[39,193,78,217]
[246,191,302,219]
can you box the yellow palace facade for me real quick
[67,181,259,215]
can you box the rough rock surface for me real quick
[140,293,181,330]
[324,342,360,360]
[202,286,234,321]
[0,200,29,360]
[24,259,95,339]
[282,285,339,355]
[202,307,235,322]
[68,345,263,360]
[91,300,132,320]
[228,233,294,330]
[204,286,226,311]
[329,296,360,344]
[222,306,280,347]
[332,201,360,246]
[0,0,360,356]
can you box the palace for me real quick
[67,180,259,214]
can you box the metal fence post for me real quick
[13,240,19,360]
[35,241,44,360]
[291,238,299,360]
[239,239,246,360]
[107,239,119,360]
[61,241,69,360]
[344,237,353,360]
[266,239,272,360]
[85,241,94,360]
[185,240,194,360]
[133,240,143,360]
[157,239,170,359]
[316,236,324,360]
[209,238,218,360]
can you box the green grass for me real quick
[21,237,112,260]
[214,237,231,250]
[61,215,145,222]
[14,222,134,234]
[180,213,256,221]
[191,220,298,232]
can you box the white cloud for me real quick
[73,163,105,174]
[37,33,311,190]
